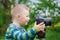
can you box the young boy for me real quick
[5,4,45,40]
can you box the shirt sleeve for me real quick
[6,26,38,40]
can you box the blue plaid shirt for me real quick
[5,23,38,40]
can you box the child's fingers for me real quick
[38,22,44,26]
[43,24,45,28]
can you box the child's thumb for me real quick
[34,21,37,25]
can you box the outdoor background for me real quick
[0,0,60,40]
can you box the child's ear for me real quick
[18,15,20,18]
[16,14,20,18]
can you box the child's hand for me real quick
[34,22,45,32]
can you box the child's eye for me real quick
[26,16,29,17]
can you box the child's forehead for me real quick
[17,10,29,17]
[21,9,29,15]
[23,12,29,16]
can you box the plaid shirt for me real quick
[5,23,38,40]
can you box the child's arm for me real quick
[6,26,38,40]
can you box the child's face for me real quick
[17,10,30,25]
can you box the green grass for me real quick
[45,28,60,40]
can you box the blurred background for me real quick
[0,0,60,40]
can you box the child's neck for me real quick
[12,20,21,28]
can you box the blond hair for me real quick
[11,4,29,19]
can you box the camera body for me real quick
[35,17,51,26]
[35,14,51,39]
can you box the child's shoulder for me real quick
[7,23,15,30]
[6,23,17,33]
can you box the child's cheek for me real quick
[22,17,26,23]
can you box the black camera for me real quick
[35,14,51,39]
[35,16,51,26]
